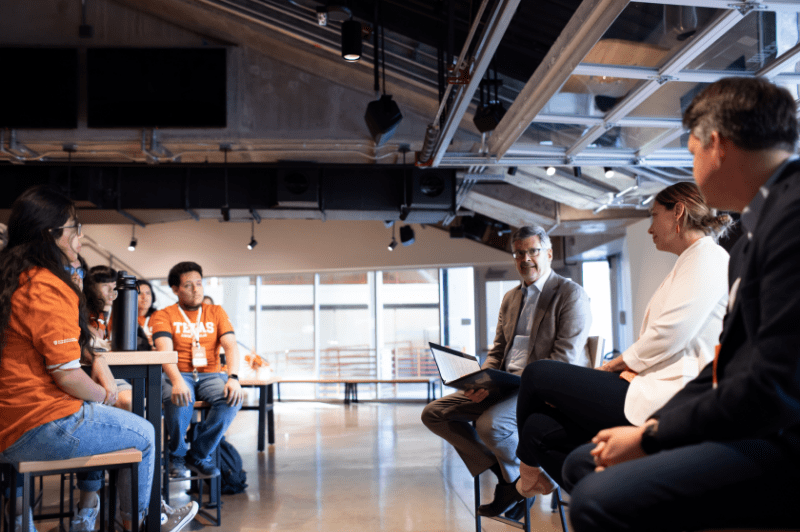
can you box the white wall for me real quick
[623,218,677,342]
[80,219,511,279]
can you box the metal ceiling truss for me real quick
[484,0,630,159]
[635,0,800,12]
[429,0,523,167]
[565,8,745,158]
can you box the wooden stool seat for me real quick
[7,448,141,532]
[193,401,211,409]
[16,448,142,473]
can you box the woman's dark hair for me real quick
[0,185,92,354]
[82,258,107,318]
[89,265,117,284]
[136,279,157,317]
[654,182,734,242]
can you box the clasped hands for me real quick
[170,376,243,407]
[590,421,656,471]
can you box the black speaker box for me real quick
[365,94,403,146]
[472,102,506,133]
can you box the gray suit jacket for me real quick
[482,271,591,374]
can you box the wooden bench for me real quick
[275,377,440,404]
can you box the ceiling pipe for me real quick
[421,0,522,167]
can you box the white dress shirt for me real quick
[622,236,729,425]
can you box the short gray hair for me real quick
[511,225,551,250]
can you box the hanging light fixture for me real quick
[127,225,137,251]
[400,225,415,246]
[365,2,402,146]
[387,222,397,251]
[247,220,257,250]
[604,167,615,178]
[546,166,556,176]
[341,19,362,62]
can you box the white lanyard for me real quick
[177,306,202,346]
[143,316,150,331]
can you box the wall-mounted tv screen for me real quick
[0,47,79,129]
[87,48,227,128]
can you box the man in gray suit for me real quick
[422,225,591,518]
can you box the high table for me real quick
[106,350,177,532]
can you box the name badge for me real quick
[192,343,208,368]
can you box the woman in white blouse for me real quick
[514,182,733,497]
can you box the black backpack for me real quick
[218,437,248,494]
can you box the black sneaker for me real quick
[186,454,220,477]
[169,456,189,478]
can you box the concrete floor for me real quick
[39,400,567,531]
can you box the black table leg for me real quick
[257,384,266,452]
[267,384,275,445]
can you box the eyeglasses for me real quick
[512,248,544,260]
[65,265,86,279]
[53,223,82,237]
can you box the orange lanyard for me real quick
[712,344,721,389]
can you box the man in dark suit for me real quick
[561,77,800,531]
[422,225,591,518]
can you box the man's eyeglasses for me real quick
[512,248,544,260]
[53,223,82,237]
[65,265,86,280]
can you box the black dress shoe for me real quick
[476,481,525,517]
[504,497,532,521]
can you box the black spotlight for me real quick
[127,225,137,251]
[365,94,403,146]
[341,19,362,62]
[388,238,398,251]
[247,220,257,250]
[400,225,415,246]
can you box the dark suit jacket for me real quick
[654,160,800,451]
[482,271,591,374]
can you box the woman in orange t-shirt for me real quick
[136,279,157,351]
[0,186,156,532]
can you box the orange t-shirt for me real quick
[89,311,111,341]
[150,303,234,373]
[0,268,84,453]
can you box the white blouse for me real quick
[622,236,729,425]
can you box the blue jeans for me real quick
[162,373,241,462]
[0,402,154,522]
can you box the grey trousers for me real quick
[421,389,519,482]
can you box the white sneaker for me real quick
[70,497,100,531]
[8,508,38,532]
[160,500,198,532]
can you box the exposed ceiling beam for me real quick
[572,63,800,83]
[486,0,630,159]
[460,185,557,229]
[633,0,800,12]
[429,0,522,167]
[565,8,744,157]
[757,40,800,78]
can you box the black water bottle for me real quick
[111,271,139,351]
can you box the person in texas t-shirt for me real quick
[151,261,243,478]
